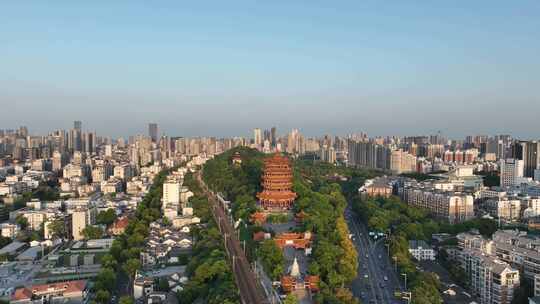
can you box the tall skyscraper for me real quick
[149,123,158,143]
[84,132,95,154]
[73,121,82,131]
[253,128,262,148]
[18,126,28,137]
[512,141,540,178]
[271,127,276,147]
[69,128,82,153]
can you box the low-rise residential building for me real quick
[359,176,394,198]
[140,222,192,267]
[114,163,136,181]
[91,163,113,182]
[492,230,540,280]
[460,249,520,304]
[485,198,522,222]
[457,231,494,255]
[0,222,20,238]
[535,274,540,297]
[399,179,474,223]
[101,177,123,194]
[11,280,89,304]
[408,240,436,261]
[10,208,58,231]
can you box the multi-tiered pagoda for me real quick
[256,154,297,210]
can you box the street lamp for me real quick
[401,273,407,291]
[402,291,412,304]
[392,256,398,272]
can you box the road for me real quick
[345,204,405,304]
[196,171,268,304]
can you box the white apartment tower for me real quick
[71,211,87,241]
[499,159,524,188]
[162,176,182,210]
[253,128,263,149]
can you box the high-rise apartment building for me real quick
[70,210,91,241]
[148,123,158,143]
[84,132,95,154]
[513,141,540,178]
[499,159,524,188]
[52,151,68,172]
[68,128,82,153]
[72,212,85,241]
[271,127,277,147]
[73,121,82,131]
[162,176,182,210]
[390,149,417,174]
[253,128,262,148]
[319,145,336,163]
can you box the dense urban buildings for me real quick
[1,123,540,303]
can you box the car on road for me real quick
[364,274,369,279]
[384,276,388,281]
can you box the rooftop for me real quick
[409,240,431,250]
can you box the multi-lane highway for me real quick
[345,204,405,304]
[196,171,268,304]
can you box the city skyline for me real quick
[2,2,540,304]
[2,120,540,141]
[2,1,540,138]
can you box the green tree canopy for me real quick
[82,226,104,240]
[96,209,117,226]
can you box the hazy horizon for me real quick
[2,1,539,138]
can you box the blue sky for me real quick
[1,1,539,138]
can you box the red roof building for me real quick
[304,275,320,292]
[109,216,130,236]
[250,212,267,224]
[12,280,88,303]
[280,275,320,293]
[280,275,296,293]
[274,232,313,250]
